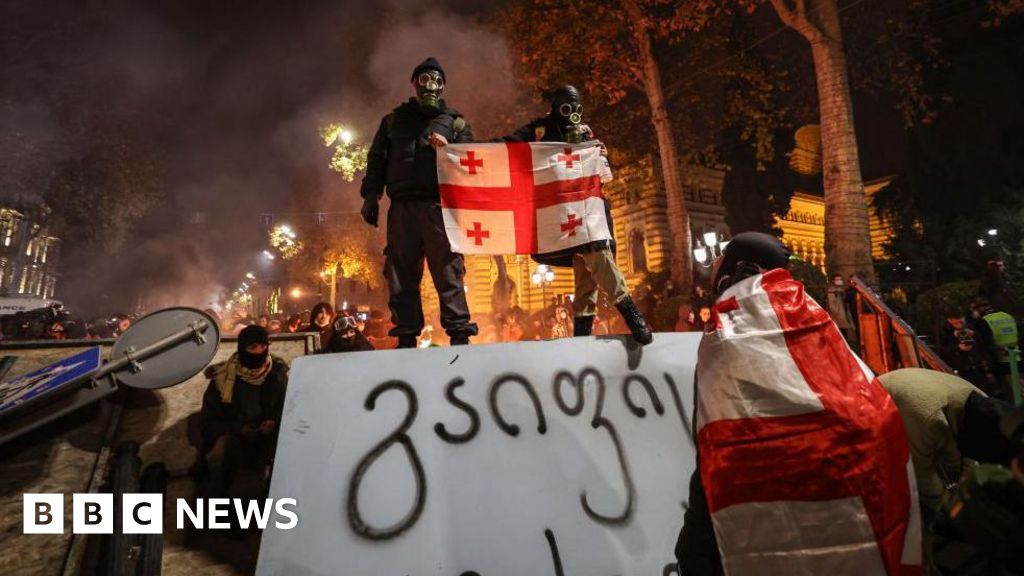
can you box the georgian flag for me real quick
[436,142,612,255]
[697,269,922,576]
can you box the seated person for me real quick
[197,325,289,497]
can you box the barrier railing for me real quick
[849,276,953,375]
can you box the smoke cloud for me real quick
[1,0,531,318]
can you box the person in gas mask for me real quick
[197,325,289,498]
[494,85,652,344]
[360,57,478,348]
[323,314,375,353]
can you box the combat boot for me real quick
[397,336,417,349]
[449,335,470,346]
[574,315,594,337]
[615,297,653,345]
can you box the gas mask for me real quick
[550,85,585,143]
[415,71,444,109]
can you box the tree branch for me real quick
[769,0,825,44]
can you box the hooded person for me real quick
[494,85,652,344]
[675,232,922,576]
[322,314,375,354]
[197,325,289,497]
[359,56,478,348]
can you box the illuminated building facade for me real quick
[0,201,60,299]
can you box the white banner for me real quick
[256,333,700,576]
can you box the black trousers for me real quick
[385,200,478,339]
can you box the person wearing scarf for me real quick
[197,325,289,498]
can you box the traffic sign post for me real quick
[0,307,220,447]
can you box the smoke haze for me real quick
[1,0,529,317]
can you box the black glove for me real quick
[361,195,380,227]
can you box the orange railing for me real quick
[849,277,953,375]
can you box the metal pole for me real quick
[95,319,211,380]
[1010,347,1022,407]
[329,268,337,311]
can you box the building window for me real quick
[0,215,18,247]
[629,229,648,274]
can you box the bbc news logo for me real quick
[23,494,298,534]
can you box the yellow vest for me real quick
[983,311,1019,363]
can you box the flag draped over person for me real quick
[696,268,923,575]
[436,142,611,256]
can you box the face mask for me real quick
[239,349,268,369]
[555,99,585,142]
[415,71,444,109]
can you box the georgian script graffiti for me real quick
[346,368,694,551]
[346,380,426,541]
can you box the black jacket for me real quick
[321,329,375,354]
[199,359,289,451]
[361,99,473,203]
[500,115,616,268]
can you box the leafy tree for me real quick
[502,0,733,290]
[746,0,878,282]
[871,6,1024,286]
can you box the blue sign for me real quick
[0,347,103,417]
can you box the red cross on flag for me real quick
[437,142,611,255]
[696,269,922,576]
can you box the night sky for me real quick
[1,0,1019,316]
[2,0,522,315]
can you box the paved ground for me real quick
[0,335,312,576]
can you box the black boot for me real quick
[397,336,417,349]
[449,335,470,346]
[616,297,653,345]
[574,315,594,337]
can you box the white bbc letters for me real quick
[176,499,203,529]
[23,494,63,534]
[274,498,298,530]
[122,494,163,534]
[73,493,113,534]
[208,498,231,529]
[24,494,298,533]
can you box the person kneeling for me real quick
[197,325,289,499]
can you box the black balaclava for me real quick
[237,325,270,369]
[711,231,792,295]
[550,85,582,132]
[411,57,445,109]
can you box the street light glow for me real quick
[987,228,998,236]
[340,130,353,144]
[290,287,302,299]
[977,238,987,247]
[703,231,719,248]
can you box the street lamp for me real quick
[262,250,275,261]
[693,231,729,268]
[532,264,556,310]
